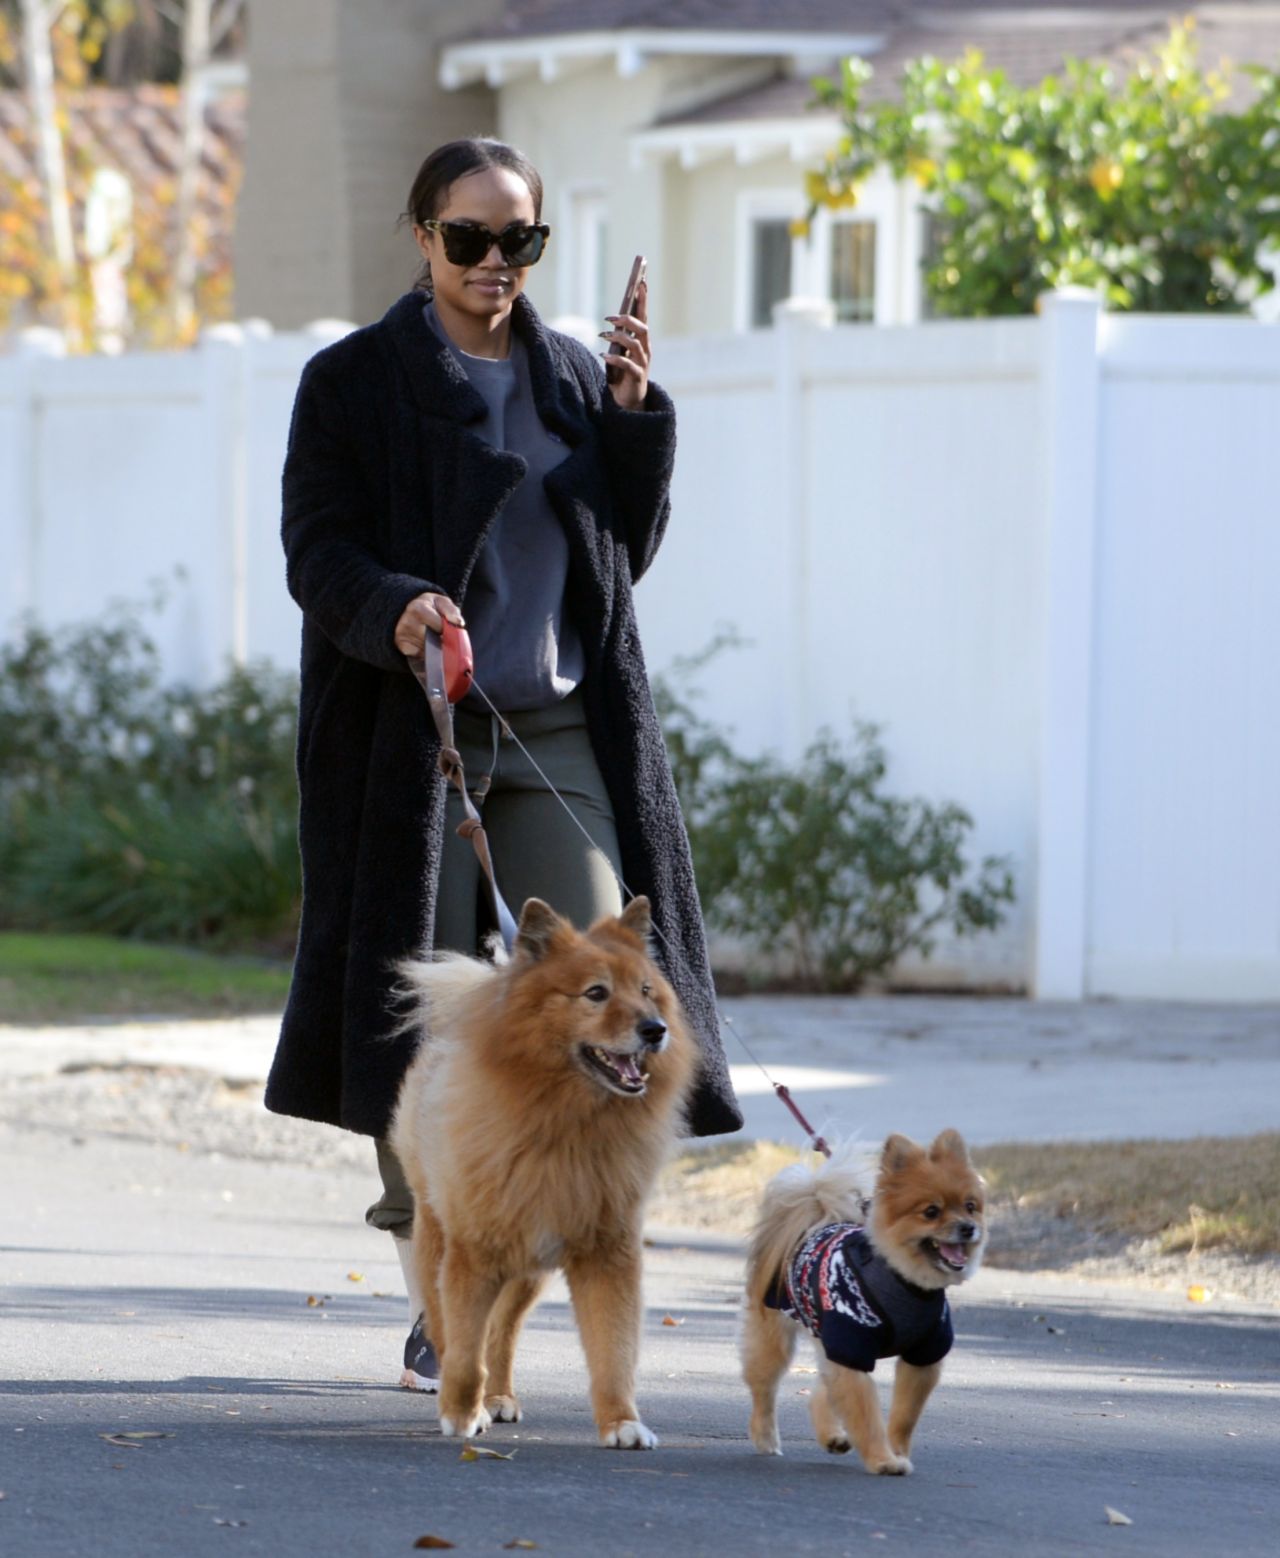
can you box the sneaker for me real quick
[400,1314,439,1392]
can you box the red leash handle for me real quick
[438,618,474,704]
[773,1083,831,1159]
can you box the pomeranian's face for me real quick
[869,1129,987,1291]
[505,897,690,1102]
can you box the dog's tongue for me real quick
[939,1243,968,1267]
[616,1055,643,1085]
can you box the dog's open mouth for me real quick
[922,1238,972,1273]
[580,1045,648,1096]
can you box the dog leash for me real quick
[415,623,519,953]
[417,624,832,1160]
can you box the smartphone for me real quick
[607,255,647,355]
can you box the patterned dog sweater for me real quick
[765,1222,953,1373]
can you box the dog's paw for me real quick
[439,1404,491,1440]
[866,1452,913,1476]
[485,1393,522,1424]
[750,1428,782,1457]
[602,1419,658,1451]
[823,1434,852,1455]
[399,1366,439,1394]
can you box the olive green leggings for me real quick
[365,689,623,1239]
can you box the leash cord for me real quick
[465,675,832,1159]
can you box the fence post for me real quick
[772,295,834,757]
[3,329,67,632]
[200,322,250,668]
[1034,288,1102,999]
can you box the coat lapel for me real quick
[375,291,595,600]
[378,292,524,599]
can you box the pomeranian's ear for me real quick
[514,898,569,962]
[929,1128,972,1167]
[618,895,652,944]
[880,1133,923,1176]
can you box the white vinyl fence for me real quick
[2,295,1278,1001]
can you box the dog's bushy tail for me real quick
[391,951,500,1042]
[745,1143,874,1308]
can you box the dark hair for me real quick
[402,137,544,292]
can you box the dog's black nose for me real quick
[637,1018,666,1048]
[958,1222,977,1241]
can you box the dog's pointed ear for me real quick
[929,1128,972,1167]
[618,895,652,944]
[880,1133,923,1176]
[514,898,569,963]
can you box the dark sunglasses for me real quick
[420,219,551,268]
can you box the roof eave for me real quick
[438,28,884,90]
[629,113,842,171]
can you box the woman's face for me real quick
[414,166,538,324]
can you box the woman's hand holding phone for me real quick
[602,260,650,411]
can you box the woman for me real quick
[264,138,742,1384]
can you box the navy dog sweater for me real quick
[765,1222,953,1373]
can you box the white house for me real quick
[434,1,1280,340]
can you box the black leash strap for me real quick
[418,633,518,952]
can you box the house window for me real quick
[919,210,943,320]
[564,188,609,321]
[830,220,876,323]
[750,217,793,327]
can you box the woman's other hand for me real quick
[602,279,650,411]
[394,592,465,657]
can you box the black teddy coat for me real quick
[264,291,743,1142]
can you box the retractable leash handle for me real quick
[419,622,518,953]
[438,618,474,704]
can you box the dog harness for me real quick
[765,1222,953,1373]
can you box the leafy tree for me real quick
[0,1,243,347]
[806,20,1280,315]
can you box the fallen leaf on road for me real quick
[213,1518,248,1527]
[459,1444,517,1461]
[1105,1506,1133,1526]
[661,1315,684,1327]
[503,1543,539,1551]
[347,1271,365,1282]
[306,1296,323,1307]
[413,1537,456,1549]
[1187,1285,1210,1304]
[99,1432,173,1448]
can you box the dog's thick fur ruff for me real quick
[389,896,695,1448]
[741,1132,986,1474]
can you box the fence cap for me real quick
[303,318,358,342]
[16,327,68,359]
[772,295,836,329]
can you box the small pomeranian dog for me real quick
[741,1129,986,1473]
[389,895,694,1449]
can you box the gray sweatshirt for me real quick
[424,300,585,712]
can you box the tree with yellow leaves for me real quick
[806,22,1280,316]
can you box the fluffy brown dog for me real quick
[389,896,695,1448]
[741,1130,986,1473]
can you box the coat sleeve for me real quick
[566,339,677,584]
[597,382,677,583]
[282,352,438,672]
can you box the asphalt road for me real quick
[3,1126,1277,1558]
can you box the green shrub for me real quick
[0,611,300,952]
[654,651,1015,991]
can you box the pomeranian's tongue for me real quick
[615,1054,643,1085]
[938,1243,968,1267]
